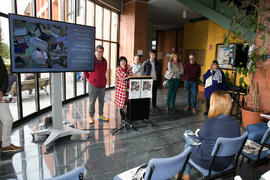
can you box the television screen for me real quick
[9,14,95,73]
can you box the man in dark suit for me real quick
[142,51,161,112]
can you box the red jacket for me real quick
[84,57,107,88]
[115,65,134,109]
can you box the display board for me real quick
[216,44,235,69]
[9,14,95,73]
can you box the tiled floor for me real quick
[0,88,269,180]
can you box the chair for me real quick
[241,128,270,180]
[188,132,248,180]
[113,146,192,180]
[8,166,84,180]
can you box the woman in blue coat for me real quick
[203,60,226,116]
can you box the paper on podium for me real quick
[129,79,141,99]
[141,79,153,98]
[260,114,270,120]
[128,77,153,99]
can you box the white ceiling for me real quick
[148,0,202,30]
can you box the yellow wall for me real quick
[183,20,249,86]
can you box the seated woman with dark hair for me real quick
[182,91,240,180]
[115,56,134,121]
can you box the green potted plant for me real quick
[223,0,269,127]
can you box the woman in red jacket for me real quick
[115,56,134,121]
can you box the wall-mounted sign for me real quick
[137,50,143,56]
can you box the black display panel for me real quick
[9,14,95,73]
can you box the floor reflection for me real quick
[0,88,267,180]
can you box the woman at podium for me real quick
[115,56,134,121]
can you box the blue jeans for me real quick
[184,81,198,109]
[183,130,201,174]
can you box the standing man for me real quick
[0,56,24,152]
[84,45,108,124]
[142,51,161,112]
[183,54,201,114]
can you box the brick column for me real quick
[245,0,270,113]
[119,0,148,64]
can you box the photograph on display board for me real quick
[13,21,68,69]
[141,79,153,98]
[129,79,141,99]
[216,44,235,69]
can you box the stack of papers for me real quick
[242,139,269,154]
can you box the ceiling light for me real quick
[183,10,187,19]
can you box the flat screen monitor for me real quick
[9,14,95,73]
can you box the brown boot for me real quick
[182,174,190,180]
[184,106,191,111]
[192,108,197,114]
[2,144,24,153]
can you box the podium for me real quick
[113,76,152,135]
[127,76,152,122]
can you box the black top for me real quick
[0,57,8,94]
[191,115,240,171]
[142,59,161,81]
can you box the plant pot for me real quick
[198,84,204,93]
[241,108,264,128]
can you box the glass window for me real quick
[17,0,33,16]
[36,0,48,19]
[67,0,75,23]
[77,72,84,96]
[110,43,117,86]
[111,12,118,42]
[66,72,75,99]
[8,0,120,123]
[52,0,60,21]
[40,73,51,109]
[95,40,102,46]
[86,1,94,26]
[76,0,85,25]
[95,5,103,39]
[0,2,18,120]
[103,42,110,86]
[152,40,156,50]
[103,8,111,41]
[21,73,36,117]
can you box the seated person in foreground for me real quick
[182,90,240,180]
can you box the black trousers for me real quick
[120,103,130,121]
[152,80,158,108]
[205,98,210,113]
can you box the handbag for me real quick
[163,79,169,88]
[164,70,173,79]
